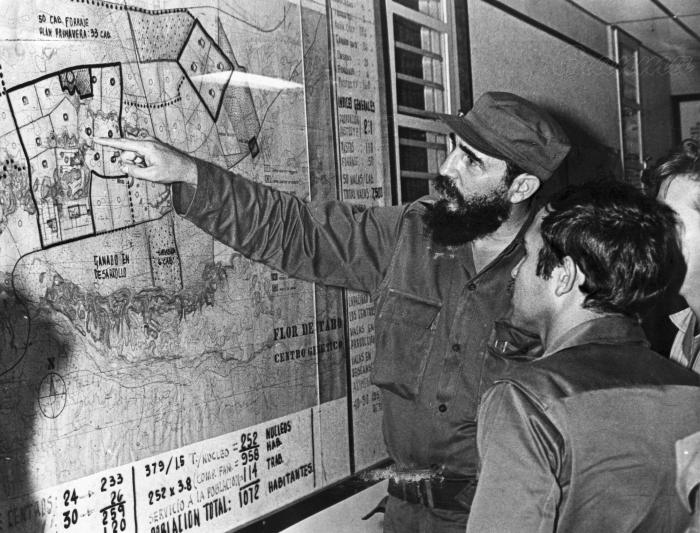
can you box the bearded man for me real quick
[95,92,570,532]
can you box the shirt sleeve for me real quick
[171,158,407,293]
[466,382,564,533]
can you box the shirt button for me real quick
[452,343,461,352]
[438,404,447,413]
[467,282,477,291]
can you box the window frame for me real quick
[613,26,645,187]
[384,0,461,204]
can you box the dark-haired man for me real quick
[95,92,570,531]
[467,181,700,533]
[656,146,700,372]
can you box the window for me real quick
[385,0,460,204]
[614,28,644,188]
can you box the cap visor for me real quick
[435,113,506,161]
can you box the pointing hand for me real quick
[93,136,197,186]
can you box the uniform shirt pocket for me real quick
[372,289,441,399]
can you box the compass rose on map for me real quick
[38,372,67,418]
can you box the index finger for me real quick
[93,137,149,152]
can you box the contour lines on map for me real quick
[0,9,265,373]
[3,10,260,251]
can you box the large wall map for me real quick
[0,0,384,531]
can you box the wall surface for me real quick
[467,0,621,188]
[494,0,609,57]
[468,0,619,149]
[639,47,674,161]
[670,56,700,95]
[484,0,676,171]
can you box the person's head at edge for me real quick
[425,91,571,246]
[510,181,682,347]
[642,138,698,197]
[656,147,700,318]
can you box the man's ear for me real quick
[554,256,583,297]
[508,174,541,204]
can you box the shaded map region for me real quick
[43,262,228,359]
[130,9,194,63]
[5,11,263,252]
[127,9,261,167]
[177,19,233,122]
[0,281,31,377]
[7,64,125,248]
[11,215,304,364]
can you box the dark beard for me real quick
[423,175,511,246]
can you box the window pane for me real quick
[397,78,425,109]
[393,14,445,115]
[398,127,427,141]
[424,27,442,55]
[394,15,422,48]
[397,128,446,203]
[423,87,445,112]
[400,148,428,172]
[399,131,428,173]
[398,128,446,166]
[620,45,638,102]
[432,88,444,112]
[401,177,429,203]
[389,3,451,205]
[428,57,442,83]
[394,15,443,56]
[396,48,424,78]
[622,105,640,160]
[394,0,420,11]
[427,132,447,172]
[394,0,443,21]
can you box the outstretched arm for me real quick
[93,137,405,292]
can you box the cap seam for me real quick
[468,114,553,176]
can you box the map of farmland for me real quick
[0,1,352,529]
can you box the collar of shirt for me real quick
[669,307,700,369]
[542,315,648,358]
[488,320,543,360]
[670,307,695,333]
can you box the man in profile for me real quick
[468,181,700,532]
[656,142,700,372]
[95,92,570,531]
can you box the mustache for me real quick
[433,175,461,200]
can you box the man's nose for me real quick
[439,148,459,177]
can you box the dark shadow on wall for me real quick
[538,112,622,205]
[0,288,74,530]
